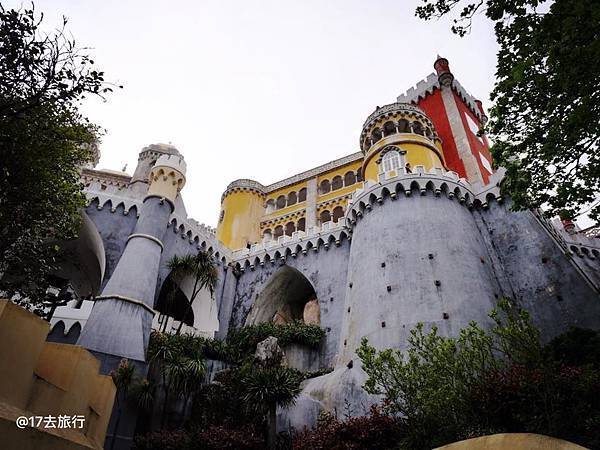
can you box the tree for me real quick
[416,0,600,222]
[243,367,302,449]
[0,4,115,310]
[109,359,136,450]
[166,251,218,334]
[357,299,542,448]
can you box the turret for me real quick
[216,179,266,250]
[434,55,454,86]
[78,147,187,370]
[130,143,181,185]
[359,103,446,182]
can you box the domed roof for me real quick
[141,143,180,156]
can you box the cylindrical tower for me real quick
[338,175,502,363]
[216,179,265,250]
[359,103,446,182]
[130,143,181,185]
[78,152,187,369]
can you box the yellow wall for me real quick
[364,138,445,182]
[0,300,115,450]
[217,190,264,249]
[435,433,587,450]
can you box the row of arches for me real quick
[262,206,346,240]
[363,119,435,151]
[266,188,307,213]
[319,170,362,195]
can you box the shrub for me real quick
[292,406,406,450]
[133,425,264,450]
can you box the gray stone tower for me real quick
[78,152,187,372]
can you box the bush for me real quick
[133,425,264,450]
[292,406,406,450]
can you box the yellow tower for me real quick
[216,179,266,250]
[359,103,446,181]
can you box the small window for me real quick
[332,206,344,223]
[319,180,331,195]
[285,222,295,236]
[332,176,343,190]
[274,225,283,239]
[320,210,331,224]
[382,151,401,172]
[276,195,286,209]
[298,188,307,202]
[288,191,297,206]
[219,210,225,223]
[344,171,356,187]
[297,218,306,232]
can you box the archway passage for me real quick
[246,266,319,326]
[155,275,195,331]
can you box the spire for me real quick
[434,55,454,87]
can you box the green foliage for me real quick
[416,0,600,222]
[227,320,325,361]
[0,4,115,308]
[243,366,302,412]
[358,300,600,448]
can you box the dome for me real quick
[141,143,180,156]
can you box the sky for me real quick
[13,0,500,227]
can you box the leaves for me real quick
[416,0,600,222]
[0,4,116,308]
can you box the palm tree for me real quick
[166,250,218,335]
[243,367,302,449]
[148,331,177,428]
[109,358,136,450]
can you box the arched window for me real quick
[297,217,306,232]
[276,195,287,209]
[298,188,307,202]
[274,225,284,239]
[398,119,410,133]
[344,171,356,186]
[332,175,343,190]
[263,228,272,240]
[287,191,297,206]
[332,206,344,223]
[357,169,363,182]
[371,128,382,143]
[319,179,331,195]
[319,210,331,224]
[382,150,401,172]
[285,222,295,236]
[412,121,424,135]
[383,121,396,137]
[265,199,275,213]
[425,127,434,140]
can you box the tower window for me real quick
[382,150,402,172]
[219,210,225,223]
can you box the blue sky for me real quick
[11,0,499,226]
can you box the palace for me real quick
[47,57,600,447]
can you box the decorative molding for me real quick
[127,233,164,251]
[95,295,156,315]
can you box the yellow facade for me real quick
[363,137,446,182]
[217,189,265,249]
[0,300,115,450]
[435,433,587,450]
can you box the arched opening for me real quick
[383,121,396,136]
[245,266,320,326]
[265,199,275,214]
[298,188,307,202]
[319,210,331,224]
[297,217,306,232]
[276,195,287,209]
[285,221,296,237]
[371,128,382,143]
[274,225,284,239]
[332,175,343,190]
[398,119,410,133]
[263,228,272,241]
[155,275,195,331]
[357,169,363,182]
[344,171,356,186]
[332,206,344,223]
[53,211,106,299]
[287,191,297,206]
[412,121,424,136]
[319,179,331,195]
